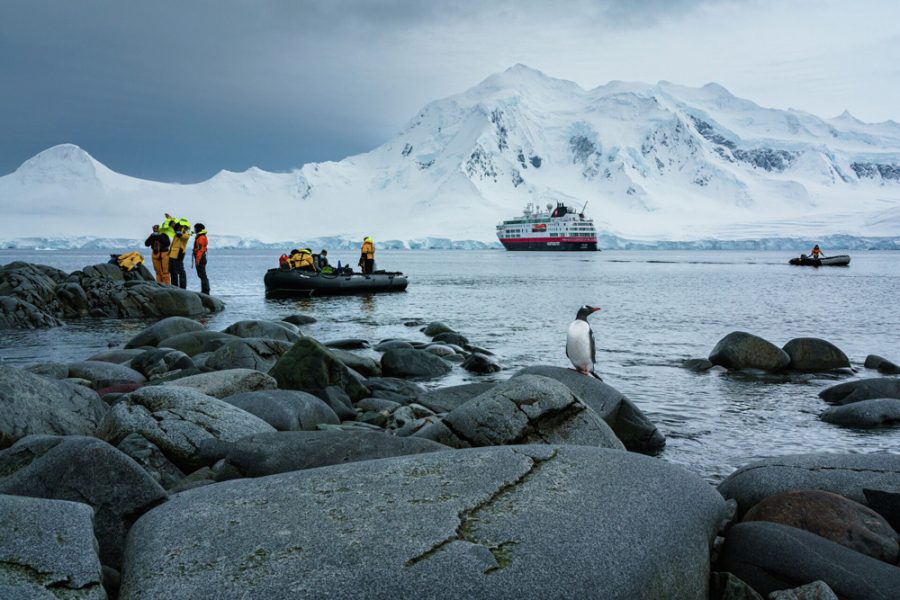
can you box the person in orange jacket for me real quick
[359,236,375,274]
[809,244,825,258]
[192,223,210,295]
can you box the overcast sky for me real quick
[2,0,899,182]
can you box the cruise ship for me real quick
[496,202,598,251]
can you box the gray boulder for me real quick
[156,330,237,356]
[269,337,370,401]
[865,354,900,375]
[125,316,205,348]
[329,348,382,377]
[317,386,357,421]
[221,390,339,431]
[214,430,447,480]
[119,445,724,599]
[364,377,427,404]
[381,348,452,379]
[374,339,415,351]
[717,521,900,600]
[97,386,275,470]
[282,313,316,325]
[324,338,370,349]
[769,581,838,600]
[432,331,469,347]
[117,433,185,490]
[221,319,301,343]
[67,360,146,389]
[162,368,277,398]
[204,337,293,372]
[424,344,458,357]
[709,331,790,371]
[24,361,70,379]
[0,295,63,329]
[422,321,456,336]
[418,383,496,413]
[819,377,900,405]
[681,358,714,372]
[0,435,166,569]
[718,452,900,515]
[782,338,850,372]
[0,494,105,599]
[821,398,900,428]
[461,352,502,373]
[440,375,624,449]
[87,348,146,364]
[514,365,665,453]
[0,365,107,448]
[130,348,194,379]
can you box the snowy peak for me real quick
[12,143,120,186]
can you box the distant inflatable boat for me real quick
[264,268,409,297]
[789,255,851,267]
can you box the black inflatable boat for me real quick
[264,268,409,297]
[789,254,851,267]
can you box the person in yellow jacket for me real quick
[168,219,191,289]
[145,224,171,283]
[288,248,317,272]
[359,236,375,274]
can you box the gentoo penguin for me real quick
[566,305,602,379]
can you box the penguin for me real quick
[566,305,602,379]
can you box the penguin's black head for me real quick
[576,305,602,321]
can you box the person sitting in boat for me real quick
[315,249,331,271]
[288,248,317,272]
[809,244,825,258]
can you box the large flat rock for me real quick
[818,377,900,405]
[718,453,900,515]
[161,368,277,398]
[120,445,724,599]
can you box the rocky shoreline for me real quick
[0,262,898,598]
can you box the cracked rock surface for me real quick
[119,445,724,599]
[96,385,275,470]
[0,494,105,599]
[718,453,900,516]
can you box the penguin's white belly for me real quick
[566,320,594,371]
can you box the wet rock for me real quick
[364,377,427,404]
[97,385,275,470]
[440,374,624,449]
[422,321,456,336]
[116,433,185,490]
[381,348,452,379]
[162,368,277,399]
[718,452,900,515]
[432,331,469,347]
[424,343,458,357]
[418,383,496,413]
[156,330,237,357]
[743,489,899,563]
[221,389,339,431]
[782,338,850,372]
[709,572,764,600]
[130,348,195,379]
[282,313,316,325]
[681,358,714,372]
[821,398,900,428]
[120,445,724,599]
[819,377,900,405]
[125,316,204,349]
[358,411,388,428]
[357,397,402,412]
[374,339,415,352]
[87,348,146,364]
[204,337,293,372]
[270,337,370,401]
[865,354,900,375]
[717,521,900,600]
[325,338,370,349]
[328,348,382,377]
[67,360,146,389]
[0,295,63,329]
[0,365,107,448]
[214,430,447,480]
[709,331,790,371]
[768,581,838,600]
[461,352,502,373]
[514,365,665,453]
[316,386,357,421]
[0,435,167,568]
[23,361,69,379]
[0,494,105,599]
[864,489,900,531]
[221,319,301,343]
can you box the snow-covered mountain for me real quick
[2,64,900,245]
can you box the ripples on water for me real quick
[1,248,898,482]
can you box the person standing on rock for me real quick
[192,223,210,295]
[168,220,191,289]
[359,237,375,274]
[144,224,171,283]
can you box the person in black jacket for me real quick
[144,224,171,283]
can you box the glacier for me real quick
[1,64,899,247]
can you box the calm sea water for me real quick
[2,248,898,482]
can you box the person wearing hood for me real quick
[144,224,171,283]
[192,223,210,295]
[168,218,191,289]
[359,236,375,274]
[288,248,317,271]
